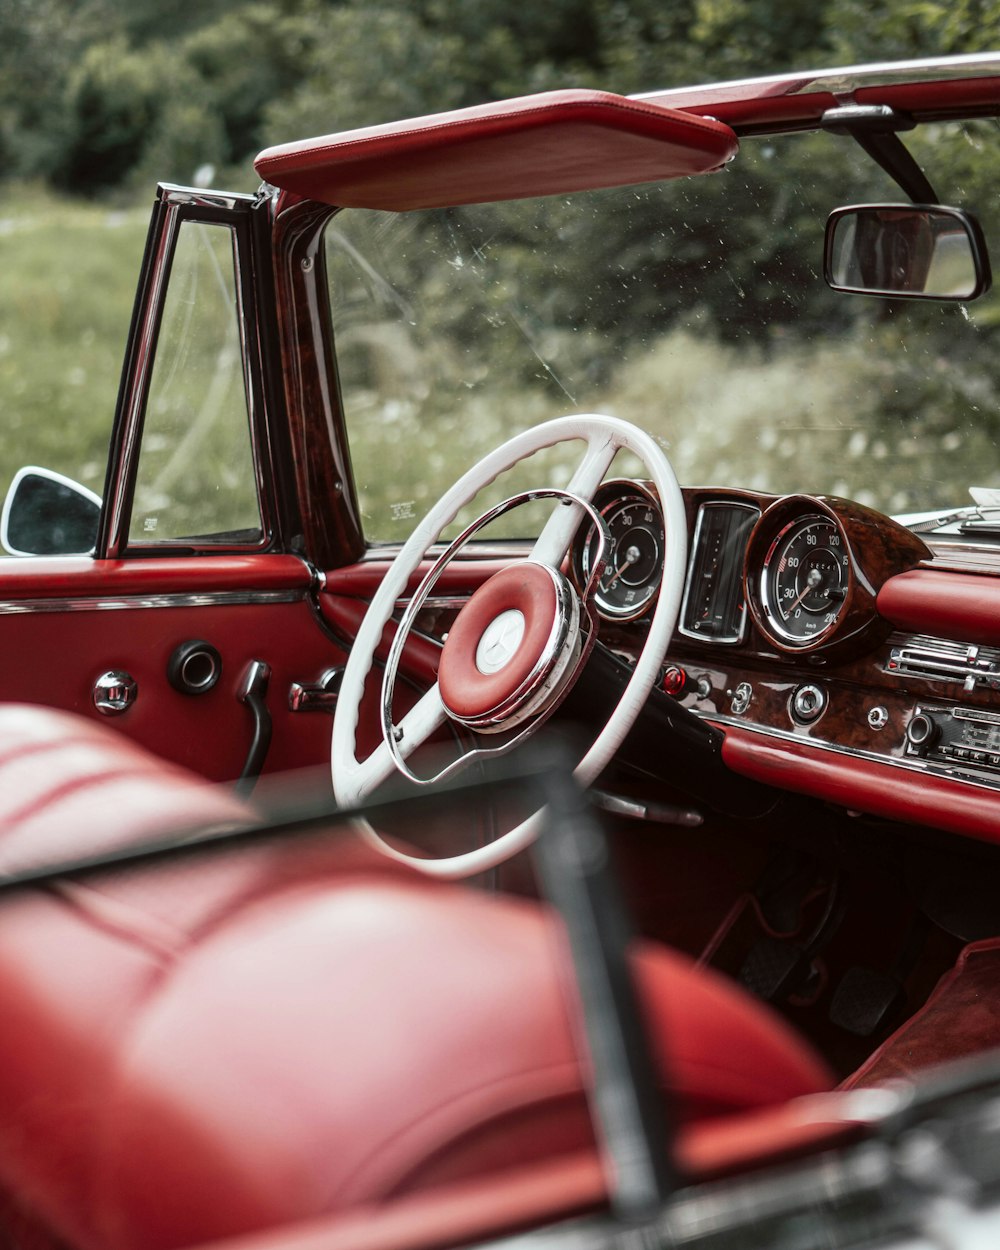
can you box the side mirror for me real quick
[1,467,101,557]
[825,204,991,300]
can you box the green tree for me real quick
[261,5,467,142]
[56,38,223,195]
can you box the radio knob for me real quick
[906,712,940,754]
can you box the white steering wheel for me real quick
[331,414,687,878]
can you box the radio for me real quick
[905,704,1000,778]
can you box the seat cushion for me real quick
[0,705,832,1250]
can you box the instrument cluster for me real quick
[572,484,930,659]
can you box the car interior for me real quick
[2,55,1000,1250]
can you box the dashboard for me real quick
[569,482,1000,845]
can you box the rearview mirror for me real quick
[824,204,991,300]
[1,466,101,557]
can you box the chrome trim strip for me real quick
[159,184,256,212]
[230,217,271,546]
[105,203,180,558]
[636,54,1000,112]
[701,710,1000,794]
[361,542,532,562]
[397,596,470,613]
[0,589,304,615]
[924,540,1000,568]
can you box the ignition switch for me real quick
[790,683,827,725]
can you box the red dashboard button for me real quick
[662,665,687,696]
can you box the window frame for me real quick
[98,185,279,559]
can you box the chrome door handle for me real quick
[288,667,343,713]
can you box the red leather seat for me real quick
[0,706,832,1250]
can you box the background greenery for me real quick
[1,0,1000,539]
[3,0,998,197]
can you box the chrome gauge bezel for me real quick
[758,512,851,648]
[577,480,665,622]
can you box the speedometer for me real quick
[760,514,849,644]
[579,484,665,620]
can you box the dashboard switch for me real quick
[661,665,688,697]
[790,683,827,724]
[731,682,752,715]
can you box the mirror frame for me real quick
[824,203,992,301]
[1,466,102,558]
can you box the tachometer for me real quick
[579,484,665,620]
[760,514,849,644]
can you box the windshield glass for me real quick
[326,120,1000,543]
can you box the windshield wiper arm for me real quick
[904,506,979,533]
[904,498,1000,538]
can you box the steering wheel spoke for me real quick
[341,682,449,806]
[530,432,619,569]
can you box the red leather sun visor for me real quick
[254,89,738,211]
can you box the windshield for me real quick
[326,120,1000,543]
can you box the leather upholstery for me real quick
[722,722,1000,846]
[0,706,831,1250]
[254,89,738,211]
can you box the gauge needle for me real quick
[789,567,823,611]
[604,544,641,590]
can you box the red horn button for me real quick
[438,563,565,726]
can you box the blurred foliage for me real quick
[2,0,998,193]
[2,0,1000,541]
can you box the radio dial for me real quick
[906,712,940,754]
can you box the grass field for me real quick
[0,186,149,504]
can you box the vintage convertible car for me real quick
[5,51,1000,1250]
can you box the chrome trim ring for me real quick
[451,563,582,734]
[381,488,608,788]
[758,513,849,647]
[578,479,665,622]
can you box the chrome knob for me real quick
[93,670,137,716]
[867,705,889,730]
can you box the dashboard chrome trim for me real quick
[0,589,305,615]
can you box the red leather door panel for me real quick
[0,554,344,781]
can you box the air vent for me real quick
[887,634,1000,692]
